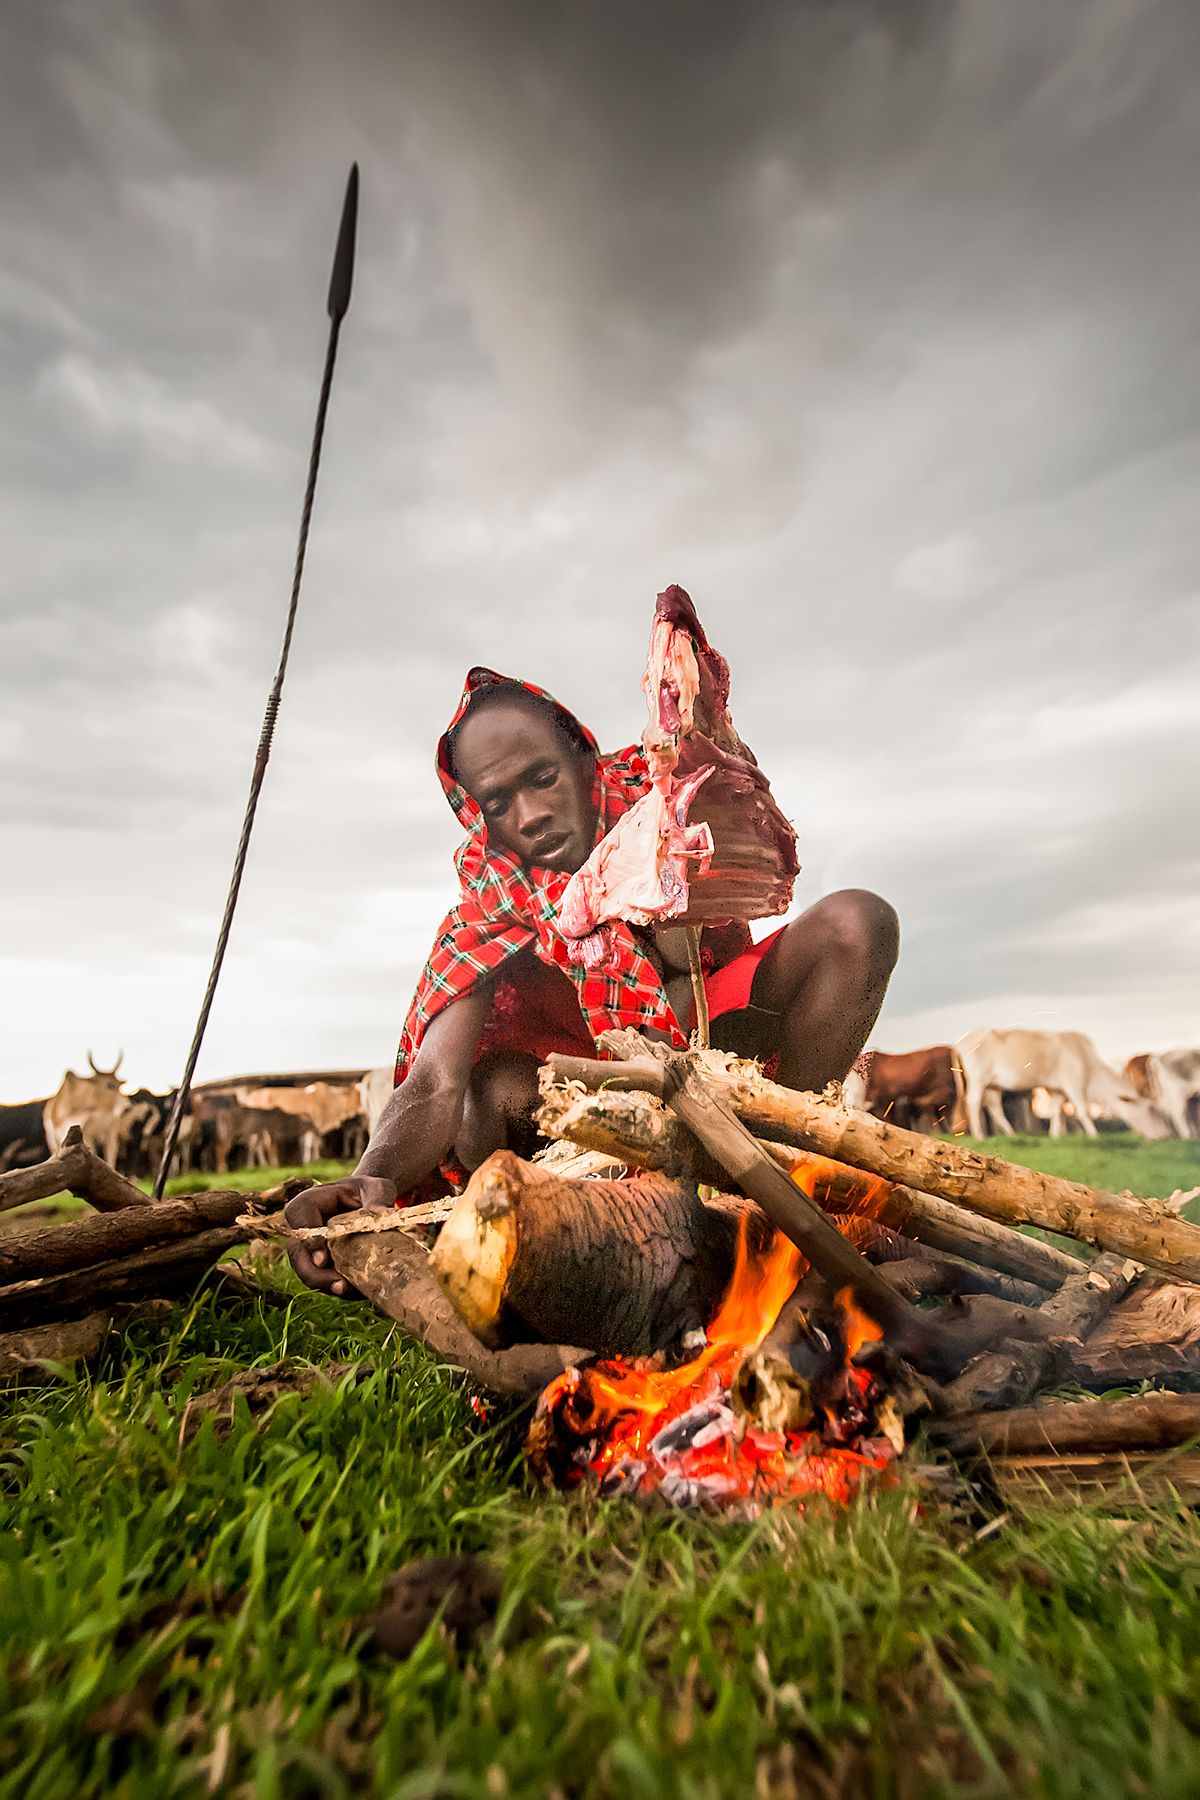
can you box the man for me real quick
[289,667,898,1296]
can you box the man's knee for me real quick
[816,889,899,973]
[470,1053,539,1127]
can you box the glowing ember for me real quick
[528,1216,901,1514]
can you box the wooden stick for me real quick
[537,1074,1078,1290]
[655,1059,966,1372]
[940,1392,1200,1458]
[0,1304,171,1377]
[683,926,710,1049]
[0,1126,148,1215]
[552,1041,1200,1286]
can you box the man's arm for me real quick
[355,985,492,1188]
[286,983,492,1296]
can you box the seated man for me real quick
[289,666,898,1296]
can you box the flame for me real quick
[532,1209,898,1512]
[836,1286,884,1363]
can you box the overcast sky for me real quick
[2,0,1198,1099]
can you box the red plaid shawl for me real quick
[394,669,687,1085]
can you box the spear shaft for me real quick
[153,165,359,1198]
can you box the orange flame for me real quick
[836,1286,884,1363]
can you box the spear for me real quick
[152,164,360,1198]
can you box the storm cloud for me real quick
[1,0,1197,1096]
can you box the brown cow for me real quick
[843,1046,963,1135]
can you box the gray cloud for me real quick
[1,0,1197,1094]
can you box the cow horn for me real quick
[87,1049,123,1079]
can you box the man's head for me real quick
[448,683,598,873]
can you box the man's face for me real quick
[453,699,598,874]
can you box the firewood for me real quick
[553,1039,1200,1286]
[988,1450,1200,1508]
[0,1228,245,1331]
[938,1392,1200,1458]
[937,1252,1139,1416]
[0,1189,262,1285]
[0,1126,148,1215]
[876,1254,1045,1307]
[428,1152,770,1355]
[537,1075,1078,1291]
[0,1303,171,1377]
[1067,1339,1200,1393]
[327,1225,584,1399]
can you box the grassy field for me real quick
[3,1137,1200,1797]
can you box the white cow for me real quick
[1141,1049,1200,1140]
[958,1029,1169,1140]
[358,1067,396,1137]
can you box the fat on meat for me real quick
[557,585,799,971]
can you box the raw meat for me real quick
[557,585,799,971]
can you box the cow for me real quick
[237,1082,365,1162]
[0,1098,50,1172]
[43,1053,130,1166]
[358,1067,396,1138]
[116,1088,180,1179]
[842,1047,963,1134]
[1127,1049,1200,1139]
[958,1029,1169,1140]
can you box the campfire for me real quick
[527,1213,902,1513]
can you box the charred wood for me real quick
[937,1392,1200,1458]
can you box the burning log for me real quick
[537,1075,1079,1291]
[553,1038,1200,1287]
[0,1125,148,1215]
[428,1151,774,1356]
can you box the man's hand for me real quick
[284,1175,398,1299]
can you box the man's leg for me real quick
[740,889,899,1091]
[454,1052,543,1169]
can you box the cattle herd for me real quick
[844,1030,1200,1141]
[0,1055,397,1179]
[1,1029,1197,1181]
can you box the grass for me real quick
[3,1139,1200,1796]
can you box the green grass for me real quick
[3,1140,1200,1796]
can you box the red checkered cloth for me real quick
[394,668,689,1086]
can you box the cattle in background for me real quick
[358,1067,395,1139]
[843,1047,963,1134]
[959,1029,1169,1140]
[1127,1049,1200,1139]
[116,1088,180,1179]
[0,1098,50,1172]
[238,1082,365,1162]
[43,1053,130,1166]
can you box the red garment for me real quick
[395,668,689,1087]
